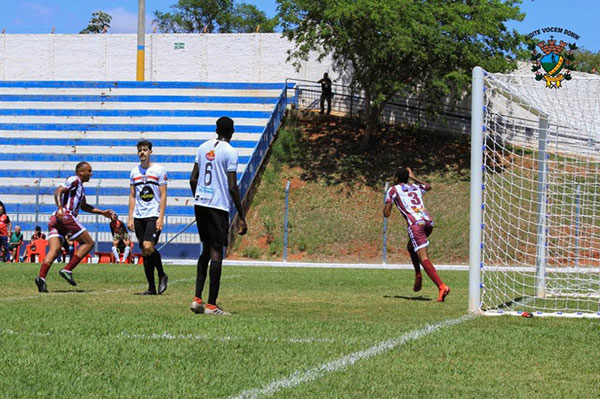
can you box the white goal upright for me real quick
[469,66,600,318]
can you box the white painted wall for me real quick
[0,33,340,83]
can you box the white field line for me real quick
[0,275,242,303]
[0,328,359,345]
[164,259,470,270]
[230,314,475,399]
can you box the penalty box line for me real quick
[231,313,476,399]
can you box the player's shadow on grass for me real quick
[384,295,432,301]
[52,289,93,293]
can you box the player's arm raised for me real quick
[407,168,431,191]
[227,171,247,235]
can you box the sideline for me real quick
[165,259,469,270]
[230,314,475,399]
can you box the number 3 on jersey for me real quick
[407,191,421,205]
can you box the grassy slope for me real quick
[231,111,471,264]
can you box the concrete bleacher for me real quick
[0,81,287,259]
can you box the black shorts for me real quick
[195,205,229,247]
[134,217,161,245]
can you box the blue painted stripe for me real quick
[0,137,258,148]
[0,123,264,133]
[0,153,251,163]
[0,94,278,104]
[137,45,144,50]
[0,170,243,180]
[0,108,272,118]
[0,81,285,90]
[0,186,197,197]
[5,204,196,217]
[4,220,197,233]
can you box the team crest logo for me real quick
[530,36,576,89]
[206,150,215,161]
[140,185,154,202]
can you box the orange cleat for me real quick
[437,284,450,302]
[190,297,205,314]
[413,274,422,292]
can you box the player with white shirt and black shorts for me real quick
[189,116,247,315]
[128,140,168,295]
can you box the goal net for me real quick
[469,66,600,318]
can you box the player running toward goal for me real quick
[383,167,450,302]
[34,162,116,292]
[189,116,247,315]
[128,140,169,295]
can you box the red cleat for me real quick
[413,274,422,292]
[437,284,450,302]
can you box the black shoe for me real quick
[158,274,168,294]
[136,290,157,295]
[35,277,48,293]
[59,269,77,286]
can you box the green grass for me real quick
[1,263,599,398]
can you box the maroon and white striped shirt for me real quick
[56,175,86,217]
[385,183,432,226]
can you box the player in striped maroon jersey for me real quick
[34,162,115,292]
[383,167,450,302]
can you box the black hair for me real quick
[75,161,90,172]
[35,225,41,231]
[137,140,153,150]
[0,200,5,215]
[216,116,234,138]
[395,168,409,183]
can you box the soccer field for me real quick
[1,263,598,398]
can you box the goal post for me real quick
[469,65,600,318]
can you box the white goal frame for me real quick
[469,66,600,318]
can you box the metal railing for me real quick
[285,78,472,136]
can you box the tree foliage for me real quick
[571,49,600,74]
[80,11,112,34]
[277,0,525,147]
[230,3,279,33]
[153,0,278,33]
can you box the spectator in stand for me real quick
[27,225,47,263]
[317,72,333,114]
[31,225,46,242]
[110,217,131,263]
[9,225,24,262]
[0,201,11,262]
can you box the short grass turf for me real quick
[1,263,598,398]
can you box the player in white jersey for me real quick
[34,162,116,292]
[189,116,247,315]
[383,167,450,302]
[128,140,169,295]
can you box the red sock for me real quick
[39,263,51,279]
[421,259,443,288]
[63,255,82,272]
[409,249,421,274]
